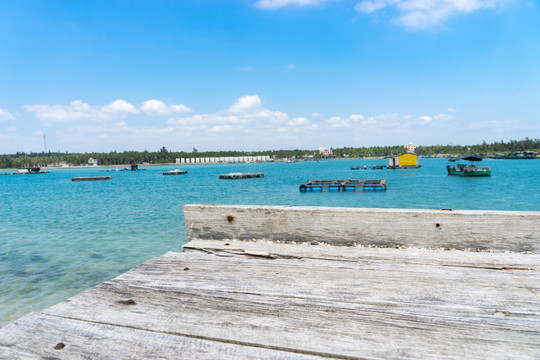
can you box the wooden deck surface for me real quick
[0,205,538,359]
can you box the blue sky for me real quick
[0,0,538,153]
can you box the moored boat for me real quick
[16,167,49,174]
[447,156,491,177]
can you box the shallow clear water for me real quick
[1,158,539,326]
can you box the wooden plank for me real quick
[0,313,324,360]
[183,204,540,252]
[182,239,540,270]
[35,250,539,359]
[0,346,40,360]
[88,251,540,316]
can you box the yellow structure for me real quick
[389,152,419,167]
[399,152,418,167]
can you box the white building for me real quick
[318,147,334,156]
[404,143,417,153]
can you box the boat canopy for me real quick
[461,155,483,162]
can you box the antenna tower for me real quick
[43,134,47,153]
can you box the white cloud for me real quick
[320,110,455,133]
[434,113,454,121]
[355,0,386,13]
[228,95,263,113]
[349,114,365,121]
[288,117,309,125]
[102,99,139,115]
[141,99,192,116]
[12,94,471,152]
[354,0,509,30]
[169,95,291,128]
[419,115,433,123]
[26,99,138,123]
[164,95,318,149]
[447,108,458,113]
[7,126,16,132]
[52,122,178,152]
[324,114,367,128]
[209,125,239,133]
[169,113,246,126]
[255,0,328,9]
[0,108,15,121]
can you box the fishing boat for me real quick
[446,156,491,177]
[16,167,49,174]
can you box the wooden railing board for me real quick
[184,205,540,252]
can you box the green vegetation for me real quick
[332,138,540,158]
[1,138,538,169]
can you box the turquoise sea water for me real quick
[1,158,539,326]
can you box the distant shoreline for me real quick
[0,157,387,171]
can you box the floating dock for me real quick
[162,169,188,175]
[300,178,387,191]
[71,176,112,182]
[219,172,264,179]
[0,168,50,175]
[1,205,539,359]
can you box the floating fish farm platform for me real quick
[299,179,387,191]
[71,176,112,182]
[162,169,188,175]
[1,204,538,359]
[219,172,264,179]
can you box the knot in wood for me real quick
[54,342,65,350]
[118,299,136,306]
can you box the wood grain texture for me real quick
[28,248,539,359]
[184,204,540,252]
[0,312,324,360]
[183,239,540,269]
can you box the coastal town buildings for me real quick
[318,147,334,157]
[176,155,271,164]
[404,143,417,153]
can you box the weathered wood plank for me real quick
[184,204,540,252]
[41,285,539,359]
[0,312,325,360]
[183,239,540,269]
[110,251,540,315]
[0,346,40,360]
[35,250,539,360]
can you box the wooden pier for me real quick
[71,176,112,181]
[300,178,387,191]
[219,172,264,179]
[0,204,539,359]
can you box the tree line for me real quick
[1,138,538,169]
